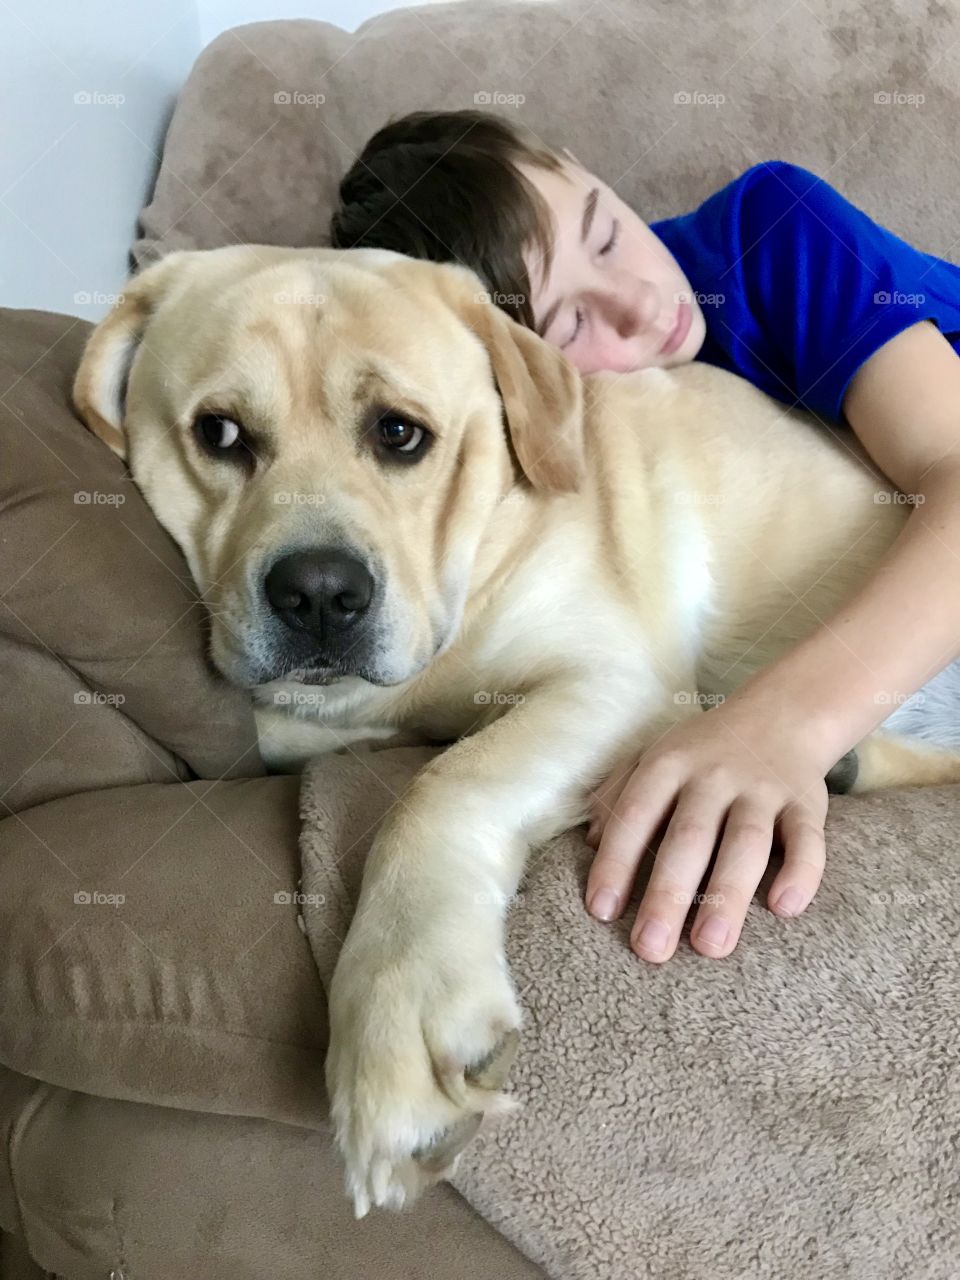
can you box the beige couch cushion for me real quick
[301,747,960,1280]
[0,309,263,813]
[0,775,327,1128]
[135,0,960,270]
[0,1068,547,1280]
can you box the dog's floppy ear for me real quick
[436,266,585,493]
[72,252,185,459]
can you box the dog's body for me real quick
[74,245,960,1218]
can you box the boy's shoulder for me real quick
[652,161,842,265]
[723,160,838,217]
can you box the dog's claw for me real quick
[412,1112,484,1172]
[465,1026,520,1089]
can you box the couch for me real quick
[2,1,959,1276]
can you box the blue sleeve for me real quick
[735,161,960,421]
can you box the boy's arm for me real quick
[586,319,960,963]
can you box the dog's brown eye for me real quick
[194,413,253,466]
[378,414,425,455]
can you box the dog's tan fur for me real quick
[74,245,960,1216]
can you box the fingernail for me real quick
[634,918,670,955]
[589,887,619,920]
[774,887,805,916]
[696,916,730,949]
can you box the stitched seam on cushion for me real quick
[4,1078,55,1256]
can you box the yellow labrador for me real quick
[74,245,960,1217]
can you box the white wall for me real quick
[0,0,457,319]
[0,0,200,318]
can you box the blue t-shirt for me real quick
[650,161,960,423]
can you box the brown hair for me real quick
[330,109,565,328]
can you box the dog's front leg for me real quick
[325,675,666,1217]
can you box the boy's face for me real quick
[517,154,706,374]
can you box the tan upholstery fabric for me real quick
[0,310,263,813]
[0,1069,546,1280]
[135,0,960,272]
[301,747,960,1280]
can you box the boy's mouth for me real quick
[658,300,692,357]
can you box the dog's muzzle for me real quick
[261,546,378,679]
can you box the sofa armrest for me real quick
[0,308,263,814]
[0,774,323,1128]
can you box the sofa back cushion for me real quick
[135,0,960,270]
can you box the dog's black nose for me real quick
[265,549,374,636]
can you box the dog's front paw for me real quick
[325,934,522,1217]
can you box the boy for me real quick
[331,110,960,964]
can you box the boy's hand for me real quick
[584,704,830,962]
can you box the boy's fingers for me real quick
[690,799,776,958]
[768,798,827,918]
[586,760,680,922]
[629,783,728,962]
[587,755,637,836]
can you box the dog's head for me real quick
[73,246,583,689]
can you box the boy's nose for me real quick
[605,277,659,339]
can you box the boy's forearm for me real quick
[725,461,960,767]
